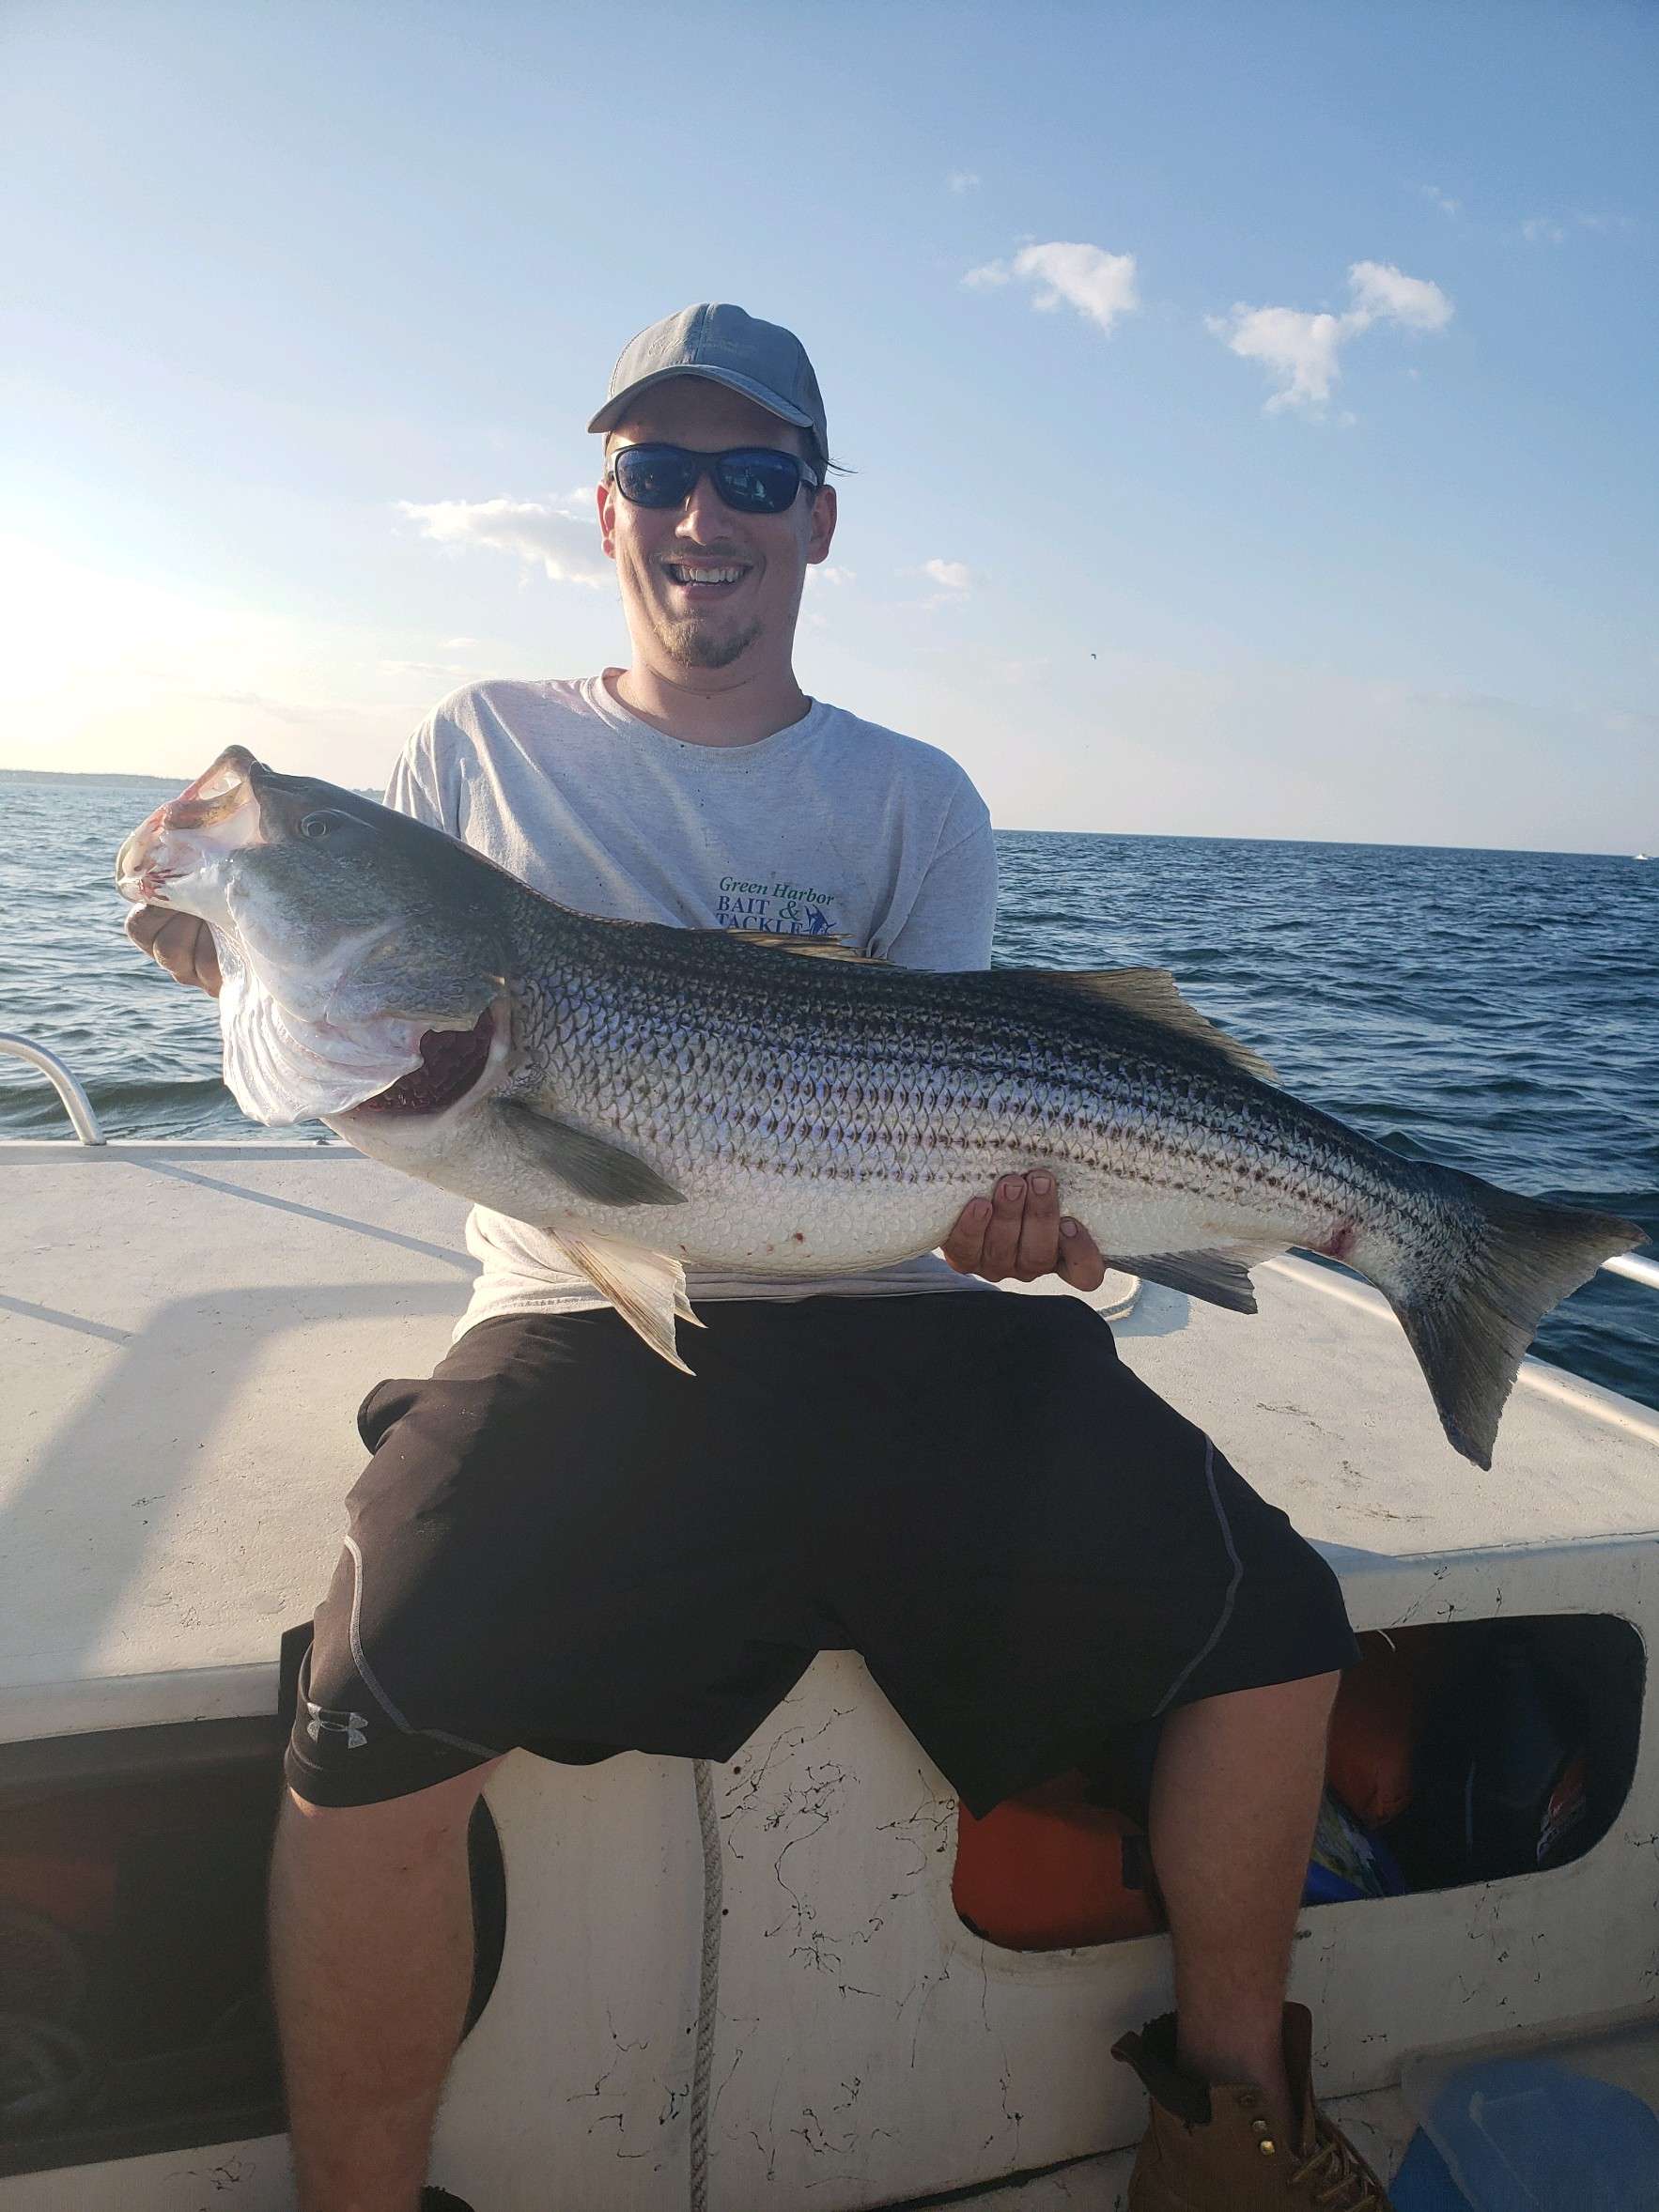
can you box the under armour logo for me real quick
[306,1699,370,1749]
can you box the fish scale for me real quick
[502,900,1450,1276]
[115,747,1646,1467]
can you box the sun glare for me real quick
[0,537,389,781]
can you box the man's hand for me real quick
[940,1172,1109,1291]
[125,904,222,997]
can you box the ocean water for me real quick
[3,770,1655,1411]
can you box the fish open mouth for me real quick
[354,1006,497,1116]
[116,746,264,905]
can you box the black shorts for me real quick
[283,1294,1357,1818]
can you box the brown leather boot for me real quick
[1112,2004,1393,2209]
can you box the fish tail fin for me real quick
[1384,1173,1643,1469]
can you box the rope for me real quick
[689,1756,723,2212]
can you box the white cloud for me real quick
[1209,260,1452,414]
[897,558,979,611]
[202,689,387,727]
[1419,183,1461,218]
[377,657,479,681]
[963,240,1140,335]
[1347,259,1453,332]
[1207,305,1349,412]
[947,169,981,193]
[1524,210,1633,244]
[397,489,608,587]
[807,565,856,588]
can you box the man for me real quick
[128,304,1388,2212]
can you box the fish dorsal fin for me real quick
[724,930,888,963]
[1019,967,1279,1084]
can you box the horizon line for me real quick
[0,765,1650,864]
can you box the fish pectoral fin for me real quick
[559,1233,701,1372]
[1113,1248,1264,1313]
[1019,967,1279,1085]
[491,1101,686,1206]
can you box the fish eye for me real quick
[299,810,348,842]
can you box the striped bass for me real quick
[116,747,1645,1468]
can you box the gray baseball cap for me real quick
[588,302,829,472]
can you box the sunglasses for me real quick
[607,443,820,516]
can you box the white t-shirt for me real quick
[383,673,1000,1335]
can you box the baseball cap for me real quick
[588,303,829,473]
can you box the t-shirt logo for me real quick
[717,874,842,937]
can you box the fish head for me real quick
[116,747,264,929]
[118,745,509,1023]
[117,746,517,1122]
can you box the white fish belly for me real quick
[657,1174,1326,1276]
[340,1094,1336,1278]
[594,1168,1326,1276]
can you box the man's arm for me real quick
[382,720,455,830]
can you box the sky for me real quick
[2,0,1655,851]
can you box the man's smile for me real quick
[659,556,754,599]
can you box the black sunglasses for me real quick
[607,442,820,516]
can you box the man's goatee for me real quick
[662,617,762,671]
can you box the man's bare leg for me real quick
[1148,1672,1339,2142]
[270,1759,504,2212]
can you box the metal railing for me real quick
[0,1033,104,1145]
[1,1031,1654,1295]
